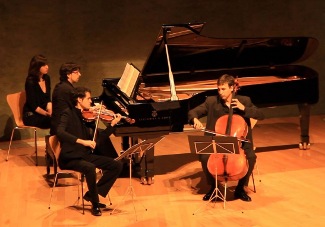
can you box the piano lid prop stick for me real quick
[165,44,179,101]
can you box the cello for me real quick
[207,80,249,182]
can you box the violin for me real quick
[82,108,135,124]
[207,78,249,182]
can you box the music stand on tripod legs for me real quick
[188,135,240,214]
[110,136,164,220]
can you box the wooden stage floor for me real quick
[1,115,325,226]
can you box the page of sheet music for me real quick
[117,63,140,97]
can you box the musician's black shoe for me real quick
[203,186,221,201]
[91,203,102,216]
[83,192,107,208]
[203,190,223,202]
[203,190,215,201]
[234,190,252,202]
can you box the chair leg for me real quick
[34,128,38,166]
[6,127,39,166]
[250,161,260,193]
[108,194,112,206]
[44,135,52,175]
[48,172,85,213]
[81,174,85,215]
[251,172,256,193]
[77,174,81,200]
[255,162,260,175]
[48,173,59,209]
[45,153,50,175]
[6,128,16,161]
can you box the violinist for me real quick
[188,74,264,202]
[56,86,123,216]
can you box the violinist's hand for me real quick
[77,139,96,149]
[111,113,122,127]
[193,118,204,130]
[231,99,245,111]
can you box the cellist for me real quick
[188,74,264,202]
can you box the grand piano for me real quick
[99,22,319,150]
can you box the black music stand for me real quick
[110,136,164,220]
[188,135,239,213]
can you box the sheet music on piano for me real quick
[117,63,140,98]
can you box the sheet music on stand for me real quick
[115,136,164,160]
[188,135,240,213]
[111,136,164,220]
[188,135,240,155]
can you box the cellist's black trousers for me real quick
[199,142,256,192]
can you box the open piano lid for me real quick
[141,22,319,77]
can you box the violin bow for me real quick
[92,101,104,148]
[200,128,250,143]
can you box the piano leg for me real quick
[121,136,130,151]
[140,146,155,184]
[298,103,311,150]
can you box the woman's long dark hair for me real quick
[27,54,48,82]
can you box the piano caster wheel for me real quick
[140,176,154,185]
[147,177,154,185]
[299,142,310,150]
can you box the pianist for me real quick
[51,62,81,135]
[188,74,264,202]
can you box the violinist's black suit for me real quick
[188,94,264,193]
[57,107,123,204]
[51,80,118,159]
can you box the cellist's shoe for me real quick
[203,189,223,202]
[234,190,251,202]
[203,187,217,201]
[203,191,214,201]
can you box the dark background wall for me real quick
[0,0,324,140]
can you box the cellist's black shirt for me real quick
[188,94,264,143]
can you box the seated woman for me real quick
[23,54,51,129]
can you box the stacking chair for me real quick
[47,135,85,214]
[6,91,40,165]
